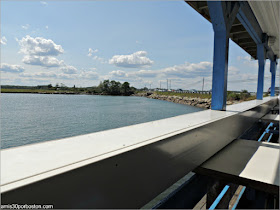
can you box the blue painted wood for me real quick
[236,2,262,44]
[211,31,229,110]
[208,1,239,110]
[256,43,266,100]
[270,60,276,96]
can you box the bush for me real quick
[228,92,240,101]
[240,89,250,100]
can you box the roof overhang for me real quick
[186,1,280,60]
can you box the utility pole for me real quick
[160,81,161,89]
[202,77,204,92]
[170,80,171,90]
[167,79,168,90]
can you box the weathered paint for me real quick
[257,43,266,100]
[270,59,276,96]
[208,1,239,110]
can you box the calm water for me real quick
[1,93,202,149]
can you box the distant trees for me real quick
[97,80,135,95]
[227,89,252,101]
[1,80,136,96]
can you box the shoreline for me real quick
[132,92,241,109]
[1,91,242,109]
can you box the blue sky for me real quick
[1,0,279,91]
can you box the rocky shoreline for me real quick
[133,92,240,109]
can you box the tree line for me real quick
[1,80,136,96]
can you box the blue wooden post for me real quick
[208,1,240,110]
[211,30,229,110]
[270,59,276,96]
[256,43,266,100]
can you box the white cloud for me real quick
[1,36,7,45]
[20,70,99,81]
[108,61,213,79]
[60,65,78,74]
[45,25,49,30]
[87,48,98,57]
[129,69,159,78]
[93,55,107,63]
[109,51,154,68]
[0,63,24,73]
[20,71,75,80]
[79,71,99,80]
[109,70,127,77]
[18,35,64,56]
[18,35,64,67]
[228,66,240,75]
[160,61,213,78]
[22,55,64,67]
[87,48,106,63]
[21,71,58,79]
[21,24,30,30]
[107,61,214,89]
[237,55,258,68]
[40,1,48,6]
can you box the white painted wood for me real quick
[200,140,279,186]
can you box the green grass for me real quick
[137,91,258,101]
[1,89,75,94]
[153,91,212,99]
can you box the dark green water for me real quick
[1,93,202,149]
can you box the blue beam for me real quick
[209,185,230,209]
[236,2,262,44]
[211,31,229,110]
[231,186,246,210]
[270,59,277,96]
[256,43,266,100]
[236,3,277,61]
[208,1,239,110]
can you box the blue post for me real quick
[208,1,240,110]
[211,31,229,110]
[256,43,266,100]
[270,59,276,96]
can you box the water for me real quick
[1,93,202,149]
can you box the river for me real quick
[1,93,203,149]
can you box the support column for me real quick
[256,43,266,100]
[208,1,240,110]
[270,59,276,96]
[211,30,229,110]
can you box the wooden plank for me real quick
[262,114,279,123]
[229,185,245,209]
[193,194,207,210]
[195,140,279,195]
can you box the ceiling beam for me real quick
[236,2,263,44]
[239,42,256,47]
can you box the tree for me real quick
[109,80,121,95]
[240,89,250,100]
[47,84,52,89]
[121,82,130,95]
[97,80,135,95]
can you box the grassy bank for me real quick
[153,91,212,99]
[137,91,257,101]
[1,89,77,94]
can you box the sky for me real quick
[1,0,279,92]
